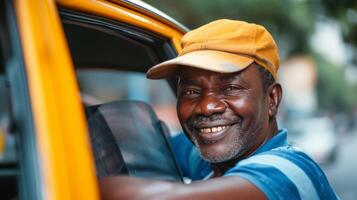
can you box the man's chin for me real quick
[201,155,235,164]
[198,148,244,164]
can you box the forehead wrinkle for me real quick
[177,76,197,87]
[179,75,220,89]
[218,72,250,87]
[177,67,252,89]
[178,71,212,86]
[218,74,238,82]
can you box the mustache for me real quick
[188,114,242,128]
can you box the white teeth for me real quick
[199,125,228,133]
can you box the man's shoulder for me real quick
[225,145,338,200]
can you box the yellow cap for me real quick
[147,19,279,80]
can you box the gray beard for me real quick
[192,126,250,163]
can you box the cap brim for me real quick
[146,50,254,79]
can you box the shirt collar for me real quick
[252,129,289,156]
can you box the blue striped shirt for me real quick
[170,129,339,200]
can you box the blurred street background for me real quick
[141,0,357,199]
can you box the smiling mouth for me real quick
[199,125,229,133]
[196,125,232,143]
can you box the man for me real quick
[100,19,338,200]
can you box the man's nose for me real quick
[195,94,226,116]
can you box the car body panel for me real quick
[110,0,189,33]
[57,0,184,52]
[15,0,99,199]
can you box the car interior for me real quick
[86,100,182,181]
[61,9,184,182]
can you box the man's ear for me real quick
[267,83,282,117]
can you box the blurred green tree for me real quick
[323,0,357,45]
[314,53,357,112]
[321,0,357,65]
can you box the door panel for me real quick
[14,0,99,199]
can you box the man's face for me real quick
[177,64,271,163]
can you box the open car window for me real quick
[61,9,183,180]
[61,9,181,133]
[77,69,181,133]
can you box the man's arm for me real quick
[99,176,266,200]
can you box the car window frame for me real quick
[60,8,178,74]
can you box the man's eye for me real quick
[179,89,200,97]
[224,86,238,91]
[184,90,198,95]
[222,85,245,95]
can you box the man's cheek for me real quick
[227,96,255,113]
[177,102,192,120]
[177,101,184,118]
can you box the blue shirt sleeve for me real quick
[224,148,339,200]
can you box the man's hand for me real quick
[99,176,267,200]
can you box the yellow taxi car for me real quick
[0,0,187,199]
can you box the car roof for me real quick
[111,0,189,33]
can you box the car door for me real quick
[1,0,185,199]
[57,0,186,177]
[12,0,99,199]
